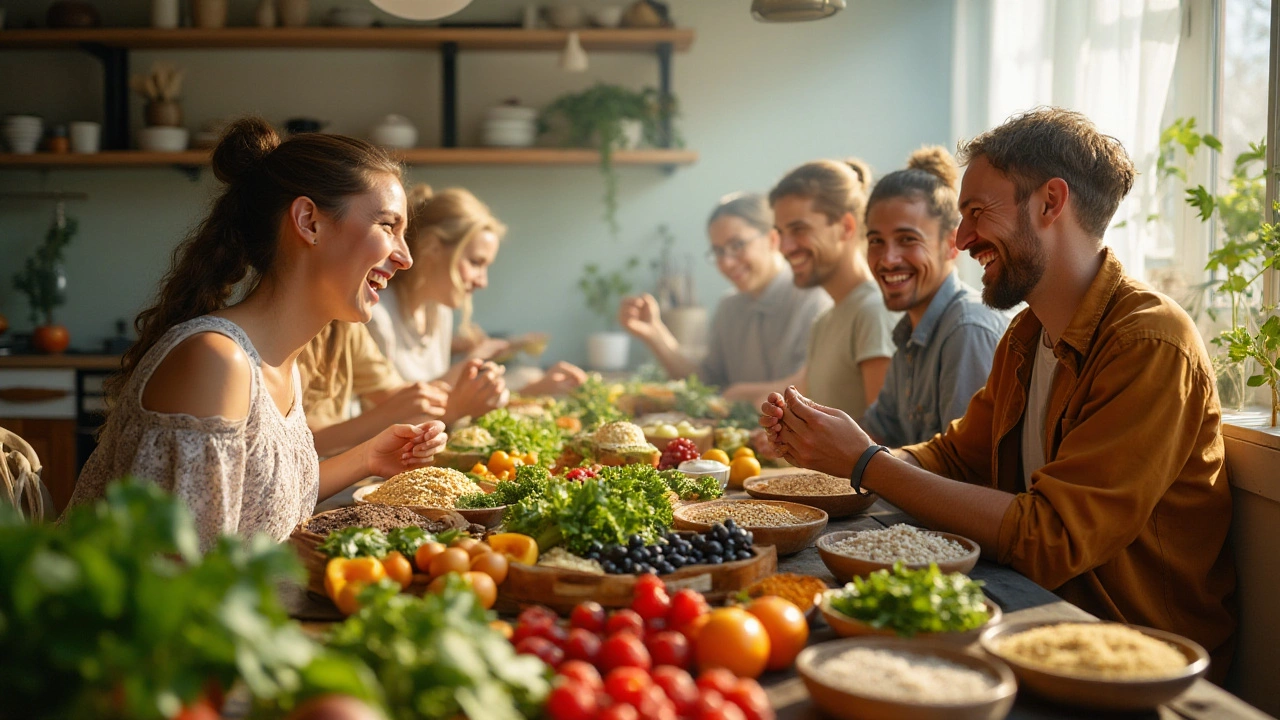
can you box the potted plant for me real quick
[12,204,76,353]
[1158,119,1280,425]
[540,84,679,238]
[579,257,640,370]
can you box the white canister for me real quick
[586,331,630,371]
[151,0,180,28]
[69,121,101,154]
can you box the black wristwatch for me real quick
[849,444,889,496]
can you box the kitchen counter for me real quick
[0,354,121,370]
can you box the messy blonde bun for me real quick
[407,183,435,209]
[768,157,874,229]
[866,145,962,235]
[844,158,873,189]
[906,145,960,191]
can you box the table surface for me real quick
[284,470,1272,720]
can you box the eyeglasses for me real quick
[705,233,765,263]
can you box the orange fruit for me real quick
[746,596,809,671]
[324,558,349,600]
[701,448,731,465]
[414,541,447,574]
[470,462,489,475]
[728,456,762,488]
[429,548,472,579]
[426,572,455,595]
[488,450,515,475]
[451,537,482,554]
[487,533,539,565]
[471,550,510,584]
[733,447,757,460]
[382,550,414,590]
[522,451,539,466]
[490,619,514,640]
[463,570,498,609]
[694,607,771,678]
[343,557,386,585]
[466,540,492,559]
[335,582,366,616]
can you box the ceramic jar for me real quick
[191,0,228,29]
[369,115,418,149]
[151,0,180,28]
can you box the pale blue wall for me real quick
[0,0,955,367]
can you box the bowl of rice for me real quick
[744,472,877,519]
[797,636,1017,720]
[817,525,980,582]
[353,467,504,527]
[673,499,828,556]
[978,621,1209,711]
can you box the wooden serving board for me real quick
[495,544,778,615]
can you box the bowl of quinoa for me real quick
[354,467,504,527]
[673,499,828,556]
[744,472,877,519]
[817,525,980,582]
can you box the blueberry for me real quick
[602,560,618,573]
[709,556,724,565]
[706,540,724,556]
[620,559,635,573]
[724,518,737,530]
[669,553,687,567]
[628,534,645,549]
[712,525,729,540]
[588,540,604,555]
[609,545,629,562]
[744,531,754,545]
[657,562,675,575]
[585,551,600,561]
[665,532,682,544]
[736,549,753,560]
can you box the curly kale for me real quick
[658,469,723,501]
[457,465,553,509]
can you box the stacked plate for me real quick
[481,103,537,147]
[4,115,44,154]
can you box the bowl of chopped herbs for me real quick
[820,562,1000,645]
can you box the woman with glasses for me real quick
[617,192,832,399]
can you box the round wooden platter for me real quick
[495,544,778,616]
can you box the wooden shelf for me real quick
[0,27,694,52]
[0,148,699,169]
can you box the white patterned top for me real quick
[70,316,320,550]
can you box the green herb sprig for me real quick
[828,563,990,637]
[317,528,391,560]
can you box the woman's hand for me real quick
[617,294,665,343]
[370,381,448,426]
[443,359,508,425]
[363,420,448,478]
[762,386,869,478]
[519,361,587,396]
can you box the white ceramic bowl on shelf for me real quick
[545,4,586,28]
[591,5,625,27]
[481,120,536,147]
[138,126,189,152]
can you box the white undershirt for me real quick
[1021,331,1059,491]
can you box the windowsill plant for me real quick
[578,257,640,370]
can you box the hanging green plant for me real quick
[539,84,680,238]
[13,205,76,326]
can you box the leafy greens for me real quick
[828,562,990,637]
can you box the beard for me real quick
[982,203,1047,310]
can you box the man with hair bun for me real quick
[860,146,1008,447]
[762,108,1236,674]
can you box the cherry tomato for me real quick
[638,684,678,720]
[470,551,509,584]
[652,666,699,717]
[606,609,645,637]
[563,628,602,664]
[635,573,666,596]
[546,681,598,720]
[413,541,447,574]
[518,605,559,629]
[632,583,671,621]
[696,669,740,698]
[381,551,413,590]
[724,678,776,720]
[645,630,690,669]
[695,690,747,720]
[598,704,639,720]
[598,632,652,673]
[668,589,710,634]
[515,636,564,668]
[557,660,603,690]
[604,666,652,707]
[571,601,608,634]
[540,623,570,647]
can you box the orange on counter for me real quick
[701,448,731,465]
[745,596,809,671]
[487,532,539,565]
[733,447,756,460]
[728,456,762,488]
[694,607,771,678]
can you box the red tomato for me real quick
[599,633,652,673]
[632,583,671,622]
[519,605,559,628]
[637,684,678,720]
[645,630,690,669]
[557,660,604,690]
[695,690,746,720]
[598,704,639,720]
[668,589,710,633]
[604,666,652,707]
[635,573,666,596]
[571,601,608,634]
[547,681,599,720]
[515,636,564,668]
[540,623,570,647]
[173,700,219,720]
[725,678,775,720]
[563,628,603,664]
[606,609,646,637]
[696,669,740,698]
[652,666,700,717]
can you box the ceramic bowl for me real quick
[978,621,1210,711]
[817,529,980,583]
[677,459,730,492]
[819,589,1003,646]
[137,126,189,152]
[796,636,1018,720]
[370,116,418,149]
[744,474,877,519]
[353,480,504,528]
[591,5,625,27]
[673,499,828,556]
[486,105,538,123]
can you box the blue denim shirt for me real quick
[861,273,1008,447]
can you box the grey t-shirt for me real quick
[861,273,1009,447]
[1021,329,1059,490]
[805,281,899,418]
[697,264,832,388]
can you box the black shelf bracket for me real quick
[81,43,129,151]
[657,41,673,149]
[442,41,459,148]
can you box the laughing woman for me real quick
[69,118,447,550]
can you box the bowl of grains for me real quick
[673,499,828,556]
[979,621,1209,711]
[354,467,504,527]
[797,636,1017,720]
[744,472,877,519]
[817,525,980,582]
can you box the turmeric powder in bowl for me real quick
[745,573,829,612]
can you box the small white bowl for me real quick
[486,105,538,123]
[677,459,731,491]
[545,4,585,28]
[138,126,189,152]
[591,6,625,27]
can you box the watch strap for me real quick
[850,444,889,496]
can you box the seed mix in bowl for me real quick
[754,472,852,496]
[996,623,1189,679]
[364,466,479,508]
[685,502,808,527]
[828,524,970,564]
[814,647,994,704]
[305,504,456,535]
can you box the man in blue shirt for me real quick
[860,147,1008,446]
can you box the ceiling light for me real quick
[751,0,846,22]
[368,0,474,21]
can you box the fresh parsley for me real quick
[828,563,991,637]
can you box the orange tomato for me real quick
[488,450,515,475]
[701,448,731,465]
[555,416,583,434]
[382,551,414,590]
[746,596,809,671]
[733,446,757,460]
[343,557,386,585]
[487,533,539,565]
[463,571,498,609]
[470,462,490,476]
[426,573,454,595]
[521,451,539,466]
[728,456,762,488]
[490,619,514,640]
[324,558,348,600]
[451,537,482,554]
[470,550,510,584]
[335,582,366,616]
[429,548,472,578]
[414,541,447,574]
[465,540,493,559]
[694,607,771,678]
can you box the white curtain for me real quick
[951,0,1184,281]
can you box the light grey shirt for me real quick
[1021,329,1059,490]
[862,273,1008,447]
[697,264,832,388]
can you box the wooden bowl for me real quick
[744,474,877,519]
[816,529,980,583]
[353,481,505,529]
[978,621,1210,711]
[796,636,1018,720]
[673,499,828,557]
[819,589,1002,646]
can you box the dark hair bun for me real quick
[844,157,873,188]
[211,116,280,184]
[907,146,960,190]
